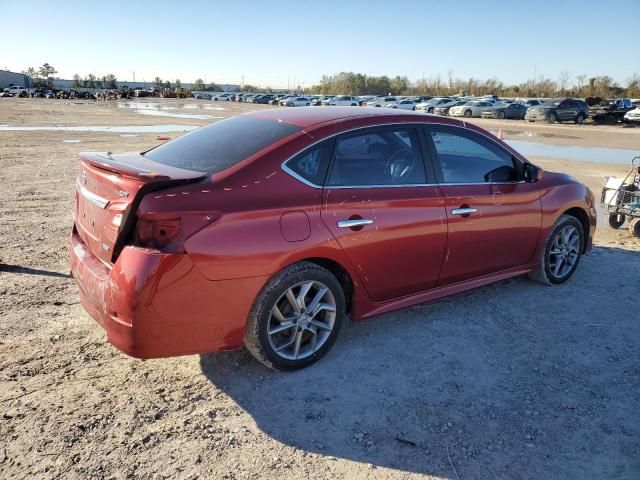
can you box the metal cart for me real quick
[601,156,640,237]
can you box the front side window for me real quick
[327,128,426,186]
[429,128,517,183]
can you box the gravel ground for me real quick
[1,99,639,480]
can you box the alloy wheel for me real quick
[548,225,580,278]
[267,281,336,360]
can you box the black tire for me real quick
[629,218,640,238]
[244,262,345,371]
[428,107,434,113]
[498,111,505,119]
[608,214,625,229]
[464,109,472,117]
[575,113,585,124]
[528,214,584,285]
[548,112,557,124]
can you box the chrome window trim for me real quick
[279,120,529,190]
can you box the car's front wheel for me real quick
[244,262,345,370]
[547,112,558,123]
[529,214,584,285]
[464,110,472,117]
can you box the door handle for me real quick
[451,208,478,216]
[337,219,373,228]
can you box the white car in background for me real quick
[213,93,232,101]
[322,95,359,106]
[3,86,27,96]
[449,100,498,118]
[385,99,417,110]
[623,106,640,125]
[366,96,397,107]
[285,96,311,107]
[415,97,453,113]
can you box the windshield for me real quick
[144,116,302,174]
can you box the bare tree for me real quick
[558,70,570,95]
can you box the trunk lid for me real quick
[74,151,205,264]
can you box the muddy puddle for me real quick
[505,139,639,165]
[116,101,224,119]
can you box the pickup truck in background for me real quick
[589,98,634,124]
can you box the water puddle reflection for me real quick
[505,139,638,165]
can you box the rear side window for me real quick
[144,117,301,174]
[429,128,517,183]
[284,142,333,186]
[327,127,426,186]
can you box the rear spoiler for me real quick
[80,152,206,182]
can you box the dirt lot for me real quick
[1,98,639,480]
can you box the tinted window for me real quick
[144,117,301,174]
[430,129,517,183]
[327,128,426,186]
[285,142,332,186]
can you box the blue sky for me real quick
[2,0,638,88]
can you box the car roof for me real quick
[242,106,465,129]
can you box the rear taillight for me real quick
[133,211,220,252]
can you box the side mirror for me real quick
[523,163,543,183]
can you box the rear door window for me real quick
[327,127,427,186]
[284,141,333,186]
[144,117,301,174]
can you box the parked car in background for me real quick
[213,93,232,101]
[415,97,453,113]
[194,93,212,100]
[3,86,27,96]
[623,106,640,125]
[286,96,311,107]
[278,95,297,106]
[357,95,377,106]
[312,96,330,106]
[481,102,528,120]
[366,96,397,107]
[386,99,417,110]
[70,107,596,370]
[523,99,542,107]
[323,95,359,106]
[449,100,496,118]
[589,98,634,124]
[525,98,589,124]
[253,94,275,104]
[432,99,466,116]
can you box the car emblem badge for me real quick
[117,190,129,198]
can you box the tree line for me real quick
[306,71,640,98]
[20,63,640,98]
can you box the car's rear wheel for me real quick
[548,112,557,124]
[575,113,585,124]
[464,110,472,117]
[244,262,345,370]
[608,214,625,229]
[528,214,584,285]
[629,218,640,238]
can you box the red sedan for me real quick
[70,107,596,370]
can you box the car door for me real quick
[321,125,448,302]
[424,125,542,285]
[558,100,575,121]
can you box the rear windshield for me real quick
[144,117,302,174]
